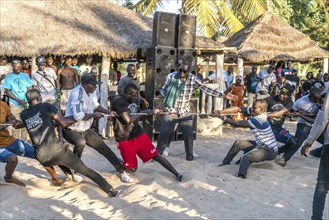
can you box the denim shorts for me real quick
[0,139,35,163]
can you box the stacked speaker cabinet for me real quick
[176,49,198,75]
[176,14,197,75]
[145,46,177,99]
[152,12,177,47]
[176,14,196,49]
[143,98,198,141]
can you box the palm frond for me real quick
[184,0,220,37]
[215,0,244,36]
[230,0,267,23]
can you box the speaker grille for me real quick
[145,47,177,98]
[177,49,198,75]
[177,14,196,48]
[152,12,177,47]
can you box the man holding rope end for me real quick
[157,62,237,161]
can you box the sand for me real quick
[1,122,328,219]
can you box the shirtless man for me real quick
[57,56,79,112]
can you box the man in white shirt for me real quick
[32,56,59,106]
[63,73,134,183]
[256,65,276,99]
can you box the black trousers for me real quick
[42,145,113,193]
[63,128,124,173]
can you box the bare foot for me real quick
[51,178,63,186]
[4,176,26,187]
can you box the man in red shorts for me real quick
[111,83,182,181]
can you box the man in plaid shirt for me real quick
[157,63,237,161]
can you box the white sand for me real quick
[1,122,328,219]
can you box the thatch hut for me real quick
[224,11,329,64]
[0,0,152,58]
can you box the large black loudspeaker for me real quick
[176,14,196,49]
[143,98,198,141]
[145,46,177,98]
[177,49,198,75]
[152,12,177,47]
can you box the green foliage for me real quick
[121,0,328,53]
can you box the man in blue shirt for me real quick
[3,59,33,140]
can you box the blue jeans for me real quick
[312,145,329,220]
[0,139,35,162]
[156,114,194,160]
[271,125,292,144]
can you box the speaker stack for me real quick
[176,14,197,75]
[143,12,198,141]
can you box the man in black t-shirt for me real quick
[20,89,118,197]
[265,84,298,166]
[111,83,182,181]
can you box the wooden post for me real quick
[31,56,37,73]
[323,58,329,74]
[99,55,111,138]
[238,57,244,79]
[214,54,224,110]
[205,60,209,78]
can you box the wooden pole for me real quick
[214,53,224,135]
[31,56,37,73]
[99,55,111,138]
[238,57,244,79]
[323,58,329,74]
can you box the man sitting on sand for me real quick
[20,89,118,197]
[111,83,183,181]
[215,99,278,179]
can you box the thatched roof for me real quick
[224,11,329,63]
[0,0,152,58]
[195,36,224,51]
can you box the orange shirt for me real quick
[231,84,244,107]
[0,101,16,147]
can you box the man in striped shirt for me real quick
[216,99,278,178]
[156,63,237,161]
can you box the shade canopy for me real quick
[224,11,329,63]
[0,0,152,58]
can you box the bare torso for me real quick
[58,67,78,89]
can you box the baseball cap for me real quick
[236,75,243,80]
[81,73,101,85]
[36,56,46,66]
[281,83,294,96]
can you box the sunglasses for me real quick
[179,69,188,73]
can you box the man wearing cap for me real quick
[57,56,79,113]
[265,83,298,167]
[63,73,134,183]
[256,65,276,99]
[3,59,33,141]
[156,63,237,161]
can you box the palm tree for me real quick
[125,0,285,38]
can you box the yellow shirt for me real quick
[0,101,16,147]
